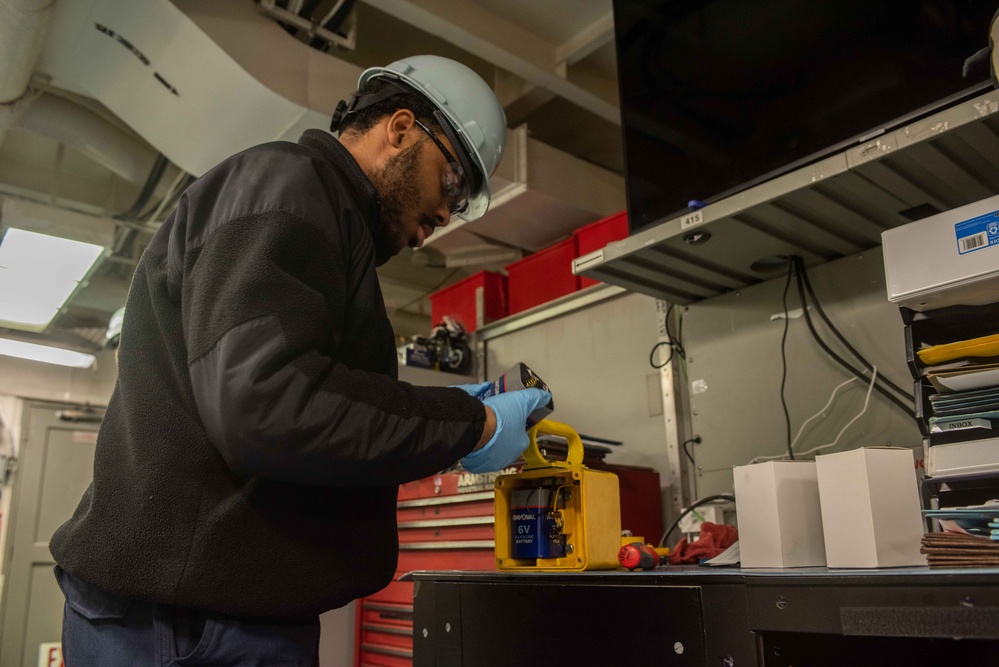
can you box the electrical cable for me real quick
[681,436,700,465]
[780,259,795,460]
[649,303,685,369]
[792,258,916,420]
[796,366,878,458]
[143,170,191,223]
[749,369,877,463]
[658,494,735,548]
[796,259,914,401]
[115,154,169,221]
[791,376,858,453]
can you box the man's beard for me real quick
[370,140,428,264]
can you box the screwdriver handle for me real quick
[618,542,669,570]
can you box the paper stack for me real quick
[926,360,999,435]
[920,532,999,567]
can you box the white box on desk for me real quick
[733,461,826,568]
[815,447,924,568]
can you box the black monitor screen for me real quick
[615,0,998,233]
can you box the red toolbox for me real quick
[354,470,499,667]
[505,237,580,315]
[574,211,629,288]
[428,270,507,333]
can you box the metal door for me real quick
[0,402,103,667]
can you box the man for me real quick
[50,55,551,665]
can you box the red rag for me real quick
[668,522,738,565]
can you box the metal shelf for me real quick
[574,90,999,304]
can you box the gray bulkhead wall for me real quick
[482,292,672,511]
[682,249,921,499]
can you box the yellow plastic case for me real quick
[494,419,621,571]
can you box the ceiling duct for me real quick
[0,0,56,105]
[34,0,362,176]
[16,94,158,184]
[32,0,625,260]
[424,125,625,262]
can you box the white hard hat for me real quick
[348,55,507,221]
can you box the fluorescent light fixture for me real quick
[0,228,105,331]
[0,337,96,369]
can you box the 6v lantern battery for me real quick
[477,362,554,426]
[510,487,565,559]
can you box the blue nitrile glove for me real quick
[460,388,553,474]
[450,382,491,398]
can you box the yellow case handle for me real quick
[523,419,585,470]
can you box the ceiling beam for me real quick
[359,0,620,125]
[0,197,116,247]
[556,12,614,67]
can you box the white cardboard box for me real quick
[733,461,827,568]
[815,448,924,568]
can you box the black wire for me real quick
[681,436,700,465]
[658,494,736,548]
[650,303,684,369]
[137,174,195,222]
[780,259,795,460]
[792,258,916,420]
[320,0,357,32]
[649,341,675,369]
[115,154,169,221]
[797,260,914,401]
[676,306,685,358]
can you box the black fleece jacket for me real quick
[50,130,486,620]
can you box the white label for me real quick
[456,467,517,493]
[954,209,999,255]
[930,418,991,433]
[690,379,708,395]
[681,210,704,228]
[38,643,63,667]
[72,431,98,444]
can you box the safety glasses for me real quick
[413,118,470,216]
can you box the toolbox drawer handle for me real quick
[396,491,494,508]
[363,622,413,637]
[397,516,495,529]
[399,540,495,550]
[361,643,413,659]
[364,602,414,615]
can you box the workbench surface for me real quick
[410,567,999,666]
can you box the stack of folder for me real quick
[922,346,999,435]
[920,532,999,567]
[928,385,999,429]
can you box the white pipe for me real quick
[0,0,57,104]
[17,94,158,184]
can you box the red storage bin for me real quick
[505,237,581,315]
[574,211,629,288]
[428,270,507,332]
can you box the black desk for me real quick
[411,567,999,666]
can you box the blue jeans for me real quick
[55,566,320,666]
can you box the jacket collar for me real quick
[298,129,381,231]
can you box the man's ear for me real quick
[385,109,417,149]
